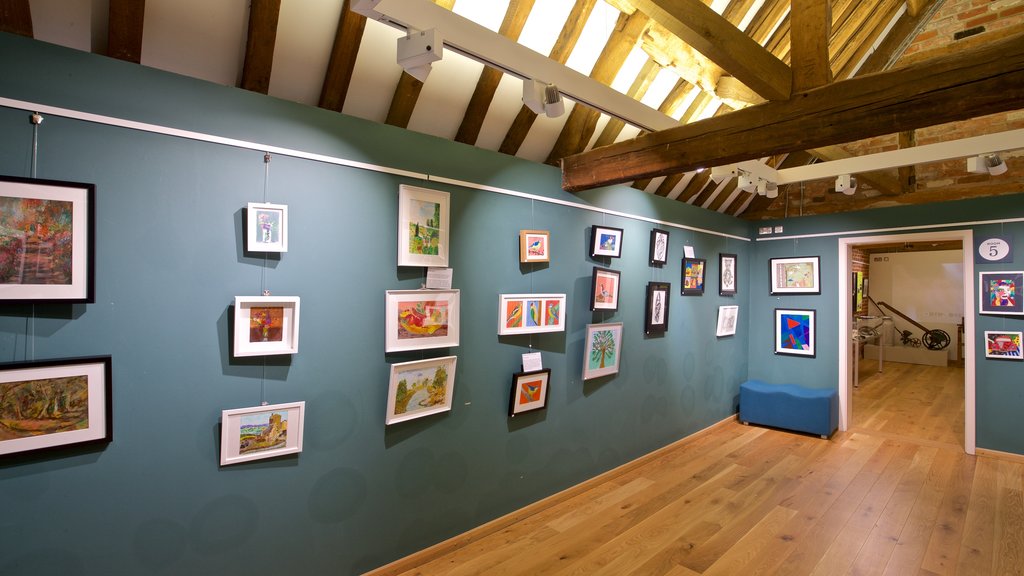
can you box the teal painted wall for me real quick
[0,34,751,575]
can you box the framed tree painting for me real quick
[0,355,112,458]
[979,271,1023,315]
[770,256,820,295]
[582,322,623,380]
[509,368,551,416]
[233,296,301,357]
[649,228,669,266]
[719,253,738,296]
[219,401,305,466]
[716,305,738,337]
[397,184,449,267]
[498,293,566,335]
[590,225,623,258]
[0,175,95,303]
[681,257,706,295]
[984,331,1022,360]
[590,267,621,311]
[775,308,815,357]
[386,356,457,425]
[644,282,670,334]
[246,202,288,252]
[385,289,460,352]
[519,230,550,263]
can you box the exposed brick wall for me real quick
[852,247,870,316]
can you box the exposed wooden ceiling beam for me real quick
[319,0,367,113]
[385,0,455,129]
[499,0,596,156]
[790,0,832,92]
[632,0,792,101]
[240,0,281,94]
[562,33,1024,192]
[107,0,145,63]
[455,0,535,145]
[830,0,902,76]
[0,0,32,37]
[854,0,941,75]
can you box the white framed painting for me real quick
[246,202,288,252]
[233,296,300,357]
[220,401,305,466]
[716,305,738,337]
[397,184,449,267]
[498,293,567,335]
[385,289,460,352]
[582,322,623,380]
[386,356,457,425]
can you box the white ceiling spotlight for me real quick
[967,153,1008,176]
[835,174,857,195]
[396,28,442,82]
[523,79,565,118]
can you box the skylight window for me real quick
[452,0,511,33]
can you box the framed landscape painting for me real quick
[498,293,566,335]
[716,305,738,337]
[984,331,1022,360]
[775,308,815,357]
[979,271,1023,315]
[649,228,669,266]
[397,185,449,267]
[219,401,305,466]
[644,282,670,334]
[0,356,112,458]
[386,356,457,425]
[509,368,551,416]
[519,230,550,263]
[590,225,623,258]
[233,296,301,357]
[590,267,621,311]
[0,175,95,303]
[385,289,460,352]
[681,257,706,295]
[770,256,820,295]
[719,253,738,296]
[582,322,623,380]
[246,202,288,253]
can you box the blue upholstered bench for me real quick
[739,380,838,438]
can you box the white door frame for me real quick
[837,229,975,454]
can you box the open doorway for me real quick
[837,229,976,454]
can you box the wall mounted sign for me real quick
[975,235,1013,264]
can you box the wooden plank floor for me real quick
[368,361,1024,576]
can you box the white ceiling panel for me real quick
[407,51,486,140]
[142,0,249,87]
[268,1,343,106]
[29,0,96,52]
[343,19,405,123]
[475,73,528,151]
[516,100,575,162]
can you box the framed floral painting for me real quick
[233,296,300,357]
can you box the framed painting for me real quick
[397,184,449,267]
[385,289,460,352]
[498,293,566,335]
[219,401,304,466]
[984,331,1022,360]
[719,253,738,296]
[716,305,738,337]
[386,355,457,425]
[590,267,621,311]
[0,356,112,458]
[590,225,623,258]
[583,322,623,380]
[649,228,669,266]
[509,368,551,417]
[519,230,550,263]
[233,296,300,357]
[775,308,816,357]
[979,271,1023,315]
[770,256,820,295]
[246,202,288,253]
[681,257,706,295]
[0,175,95,303]
[644,282,670,334]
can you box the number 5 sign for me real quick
[976,236,1013,264]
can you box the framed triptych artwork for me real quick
[397,185,449,267]
[233,296,301,357]
[498,294,566,335]
[385,289,460,352]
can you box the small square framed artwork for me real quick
[770,256,820,295]
[397,184,449,267]
[681,257,706,295]
[498,294,566,335]
[649,228,669,266]
[644,282,670,334]
[246,202,288,252]
[591,267,621,311]
[519,230,550,263]
[219,401,305,466]
[509,368,551,417]
[386,355,457,425]
[583,322,623,380]
[385,289,460,352]
[0,356,112,458]
[716,305,738,337]
[984,331,1022,360]
[979,271,1023,315]
[590,225,623,258]
[719,253,738,296]
[775,308,815,357]
[233,296,300,357]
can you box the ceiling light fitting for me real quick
[523,79,565,118]
[835,174,857,195]
[396,28,442,82]
[966,153,1008,176]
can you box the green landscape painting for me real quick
[0,375,88,441]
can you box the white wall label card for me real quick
[425,267,453,289]
[522,352,543,372]
[683,245,695,258]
